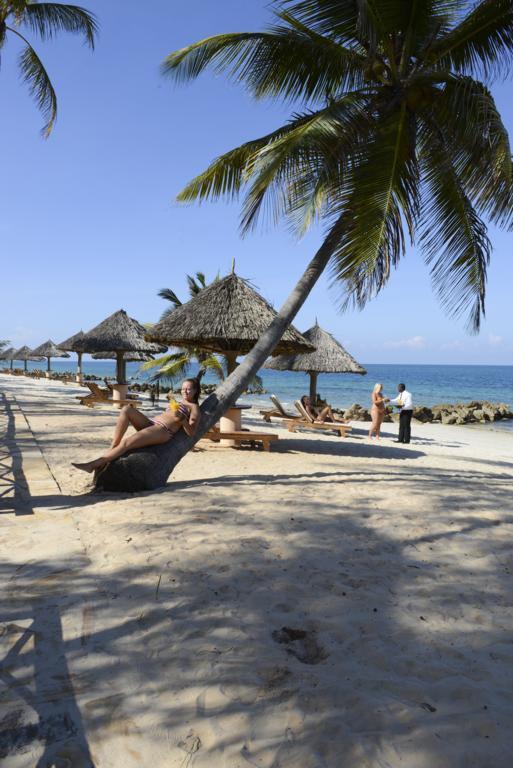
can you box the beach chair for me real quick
[260,394,299,423]
[281,400,352,437]
[202,426,279,451]
[75,382,141,409]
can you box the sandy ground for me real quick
[1,372,513,768]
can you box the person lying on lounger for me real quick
[72,378,201,474]
[300,395,350,424]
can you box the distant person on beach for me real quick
[300,395,349,424]
[72,378,201,474]
[369,383,387,439]
[387,383,413,443]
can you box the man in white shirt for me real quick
[388,383,413,443]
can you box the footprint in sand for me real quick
[272,627,328,665]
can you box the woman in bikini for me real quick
[368,382,386,439]
[72,378,201,474]
[300,395,349,424]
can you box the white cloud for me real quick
[384,335,426,349]
[488,333,503,347]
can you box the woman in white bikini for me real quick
[72,378,201,474]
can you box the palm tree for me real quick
[143,272,225,385]
[0,1,98,136]
[97,0,513,490]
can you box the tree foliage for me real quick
[163,0,513,332]
[1,0,98,136]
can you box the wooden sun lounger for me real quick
[281,400,352,437]
[75,382,141,408]
[202,427,279,451]
[260,394,299,423]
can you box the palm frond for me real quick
[23,3,98,48]
[187,273,206,295]
[240,92,371,232]
[419,118,491,332]
[276,0,363,45]
[429,75,513,227]
[177,113,323,203]
[15,35,57,136]
[428,0,513,79]
[158,287,182,306]
[329,103,420,310]
[141,352,192,384]
[162,24,365,103]
[198,355,225,381]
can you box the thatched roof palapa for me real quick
[56,330,87,378]
[0,347,17,370]
[31,339,70,373]
[12,345,42,361]
[147,273,314,373]
[57,330,86,352]
[11,345,44,372]
[80,310,166,384]
[265,323,366,401]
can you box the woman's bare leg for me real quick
[315,406,332,423]
[73,425,172,473]
[109,406,153,448]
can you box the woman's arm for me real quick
[182,403,200,437]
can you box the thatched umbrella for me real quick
[265,322,366,401]
[11,345,44,372]
[0,347,15,370]
[31,339,70,373]
[79,310,165,387]
[147,272,314,374]
[57,330,86,381]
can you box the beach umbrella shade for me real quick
[11,345,44,372]
[56,330,87,379]
[31,339,70,373]
[264,322,366,401]
[0,347,15,369]
[79,310,166,384]
[146,272,314,374]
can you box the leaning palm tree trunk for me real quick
[95,234,335,491]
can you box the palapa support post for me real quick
[112,350,128,407]
[309,371,318,402]
[76,351,83,384]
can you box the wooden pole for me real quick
[309,371,318,402]
[224,351,238,375]
[116,351,126,384]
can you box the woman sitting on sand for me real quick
[368,382,386,439]
[72,378,201,474]
[300,395,349,424]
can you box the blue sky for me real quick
[1,0,512,365]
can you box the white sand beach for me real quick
[1,372,513,767]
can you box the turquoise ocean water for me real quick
[5,359,512,431]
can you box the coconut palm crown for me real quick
[0,0,98,136]
[163,0,513,332]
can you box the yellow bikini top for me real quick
[168,398,189,419]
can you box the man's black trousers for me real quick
[399,410,413,443]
